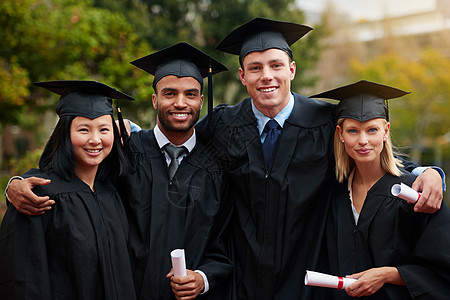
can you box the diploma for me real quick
[170,249,187,277]
[304,270,357,290]
[391,182,421,203]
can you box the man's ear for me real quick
[152,94,158,110]
[239,68,247,86]
[289,60,296,81]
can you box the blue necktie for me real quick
[262,119,280,170]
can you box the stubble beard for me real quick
[157,108,200,133]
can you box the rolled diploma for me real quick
[391,183,421,203]
[171,249,187,277]
[304,270,356,290]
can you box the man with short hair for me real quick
[196,17,445,299]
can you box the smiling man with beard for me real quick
[118,42,233,300]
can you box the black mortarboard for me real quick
[33,80,134,119]
[216,17,312,61]
[130,42,228,90]
[309,80,410,122]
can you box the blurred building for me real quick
[302,0,450,92]
[349,0,450,42]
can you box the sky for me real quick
[296,0,437,21]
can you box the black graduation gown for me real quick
[326,172,450,299]
[0,169,136,300]
[118,129,233,300]
[196,93,337,300]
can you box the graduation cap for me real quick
[130,42,227,90]
[33,80,134,119]
[34,80,134,152]
[216,17,313,61]
[130,42,228,121]
[309,80,410,122]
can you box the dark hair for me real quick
[97,116,130,181]
[39,115,129,182]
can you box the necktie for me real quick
[164,144,187,179]
[262,119,280,170]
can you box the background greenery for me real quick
[1,0,449,218]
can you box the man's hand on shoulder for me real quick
[7,177,54,215]
[412,168,443,213]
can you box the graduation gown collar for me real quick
[367,172,415,198]
[286,92,336,128]
[153,124,196,152]
[228,92,336,129]
[352,172,413,232]
[130,129,221,172]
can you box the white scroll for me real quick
[304,270,357,290]
[391,183,421,203]
[170,249,187,277]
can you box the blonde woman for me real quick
[312,80,450,299]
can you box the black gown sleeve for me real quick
[0,194,52,299]
[397,202,450,299]
[397,155,421,173]
[196,171,234,297]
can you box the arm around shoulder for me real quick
[5,176,54,216]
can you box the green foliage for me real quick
[0,148,42,220]
[93,0,326,106]
[7,147,42,175]
[1,0,152,127]
[1,0,325,167]
[0,58,30,125]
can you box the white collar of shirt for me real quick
[153,124,196,152]
[347,169,360,224]
[154,124,196,166]
[251,92,294,135]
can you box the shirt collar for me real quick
[347,169,360,224]
[153,124,196,153]
[251,92,294,135]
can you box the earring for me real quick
[383,137,387,141]
[341,139,344,143]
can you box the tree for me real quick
[1,0,326,169]
[0,0,151,169]
[92,0,326,109]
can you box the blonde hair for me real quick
[334,118,403,182]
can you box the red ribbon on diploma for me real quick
[410,193,421,204]
[337,277,344,290]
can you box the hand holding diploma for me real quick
[170,249,187,277]
[168,249,205,299]
[304,270,357,290]
[391,182,421,203]
[305,267,404,297]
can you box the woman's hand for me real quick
[344,267,404,297]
